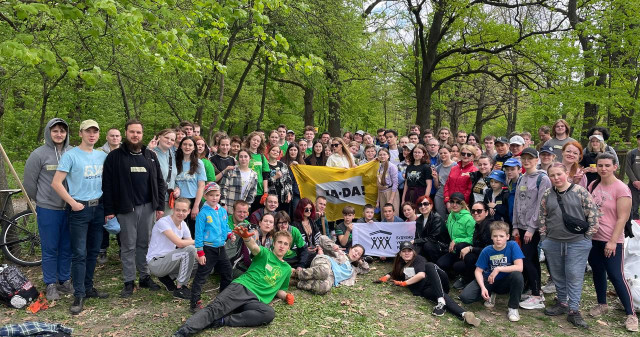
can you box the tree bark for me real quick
[303,88,314,126]
[117,71,131,120]
[326,65,342,136]
[256,57,269,130]
[219,43,261,131]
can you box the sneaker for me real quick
[588,304,609,317]
[85,287,109,299]
[508,308,520,322]
[158,275,177,292]
[97,251,108,264]
[432,302,446,317]
[364,256,374,264]
[520,289,532,301]
[173,287,191,300]
[567,310,588,329]
[57,280,74,295]
[520,295,545,310]
[452,278,466,290]
[541,281,556,294]
[539,250,545,262]
[190,300,204,313]
[544,302,568,316]
[626,315,639,332]
[463,312,481,327]
[484,293,496,308]
[139,276,161,291]
[121,281,135,298]
[45,284,60,301]
[69,297,84,315]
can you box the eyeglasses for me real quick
[460,152,473,157]
[471,209,485,214]
[304,208,313,212]
[277,221,288,225]
[419,202,430,207]
[331,144,340,147]
[450,200,463,205]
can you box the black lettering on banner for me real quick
[342,187,351,198]
[330,190,339,198]
[352,186,361,196]
[371,236,392,250]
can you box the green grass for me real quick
[1,248,634,337]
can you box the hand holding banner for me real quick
[352,221,415,257]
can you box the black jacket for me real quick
[413,212,450,247]
[470,218,493,255]
[103,144,166,215]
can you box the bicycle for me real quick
[0,189,40,266]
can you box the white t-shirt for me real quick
[146,216,192,262]
[240,170,251,198]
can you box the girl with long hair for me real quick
[305,140,328,166]
[561,141,587,187]
[376,148,399,216]
[402,144,433,205]
[283,143,305,214]
[244,131,270,212]
[194,136,216,183]
[326,137,356,168]
[174,137,207,234]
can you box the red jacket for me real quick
[444,161,478,203]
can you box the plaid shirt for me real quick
[0,322,73,336]
[220,168,258,207]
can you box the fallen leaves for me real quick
[298,329,308,335]
[378,310,388,317]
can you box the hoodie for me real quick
[446,209,475,244]
[23,118,71,210]
[512,171,552,233]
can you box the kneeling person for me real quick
[173,227,294,336]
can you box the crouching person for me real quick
[147,198,197,299]
[459,221,525,322]
[294,235,369,295]
[172,227,294,337]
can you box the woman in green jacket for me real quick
[274,211,308,269]
[436,192,475,273]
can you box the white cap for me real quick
[509,135,525,146]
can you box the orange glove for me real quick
[285,293,295,305]
[168,191,175,209]
[373,275,390,283]
[260,194,268,205]
[393,281,407,287]
[233,226,253,239]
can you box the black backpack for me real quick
[0,265,38,308]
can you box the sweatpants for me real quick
[418,240,447,264]
[117,202,154,283]
[588,240,636,315]
[420,262,465,318]
[518,229,542,296]
[436,242,470,273]
[296,256,334,295]
[459,271,524,309]
[191,246,232,304]
[148,246,197,287]
[541,238,591,311]
[175,283,275,335]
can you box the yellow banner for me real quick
[291,161,380,221]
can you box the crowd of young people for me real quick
[22,118,639,335]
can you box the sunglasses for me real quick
[450,200,463,205]
[419,202,430,207]
[304,208,313,212]
[460,152,473,157]
[331,144,340,147]
[471,209,485,214]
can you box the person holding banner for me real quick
[375,241,480,326]
[326,138,356,169]
[376,148,399,216]
[336,206,356,249]
[412,196,449,263]
[436,192,475,274]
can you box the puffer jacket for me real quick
[444,161,478,203]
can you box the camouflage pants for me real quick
[296,256,334,295]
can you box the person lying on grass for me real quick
[375,241,481,327]
[172,227,294,337]
[293,235,369,295]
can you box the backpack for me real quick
[0,265,38,308]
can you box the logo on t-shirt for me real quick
[83,165,103,180]
[489,254,508,270]
[263,263,282,286]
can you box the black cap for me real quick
[520,147,538,158]
[399,241,413,251]
[495,136,509,144]
[450,192,465,202]
[539,146,554,155]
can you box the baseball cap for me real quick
[488,170,507,185]
[450,192,465,202]
[539,146,555,155]
[503,158,522,167]
[79,119,100,131]
[355,130,365,136]
[520,147,538,158]
[589,134,604,142]
[204,182,220,194]
[509,136,525,146]
[495,136,509,144]
[287,130,295,134]
[403,143,415,151]
[399,241,413,251]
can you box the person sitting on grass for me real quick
[381,203,403,222]
[190,182,234,313]
[294,235,369,295]
[335,206,356,249]
[274,211,308,268]
[459,221,524,323]
[356,204,376,224]
[147,198,197,300]
[375,241,481,327]
[172,228,294,337]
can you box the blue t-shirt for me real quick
[475,241,524,281]
[175,159,206,199]
[329,257,354,286]
[57,147,107,201]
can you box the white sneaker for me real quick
[539,250,545,262]
[520,295,545,309]
[508,308,520,322]
[542,282,556,294]
[484,293,496,308]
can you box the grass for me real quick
[0,247,635,337]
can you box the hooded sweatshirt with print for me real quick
[512,171,551,233]
[24,118,71,210]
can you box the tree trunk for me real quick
[208,73,225,143]
[256,57,269,130]
[117,72,131,120]
[219,43,261,131]
[303,88,314,126]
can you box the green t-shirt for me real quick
[284,226,305,259]
[233,246,291,304]
[227,218,250,231]
[279,141,289,154]
[202,158,216,182]
[249,152,270,196]
[305,147,313,157]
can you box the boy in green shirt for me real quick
[173,227,294,336]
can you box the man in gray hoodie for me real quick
[23,118,74,301]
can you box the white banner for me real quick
[352,222,416,257]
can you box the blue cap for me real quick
[540,146,554,155]
[503,158,522,168]
[488,170,507,185]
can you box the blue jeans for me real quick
[68,203,104,298]
[37,206,71,285]
[541,238,592,311]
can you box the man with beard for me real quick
[102,120,167,297]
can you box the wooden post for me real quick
[0,142,37,216]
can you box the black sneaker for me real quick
[364,256,374,264]
[190,300,204,313]
[158,275,177,291]
[453,277,466,290]
[544,302,569,316]
[139,276,161,291]
[69,297,84,315]
[85,287,109,299]
[567,310,588,329]
[173,287,191,300]
[121,281,135,298]
[432,302,446,317]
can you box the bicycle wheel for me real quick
[2,210,41,267]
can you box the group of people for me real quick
[21,117,639,335]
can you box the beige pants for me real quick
[378,188,399,216]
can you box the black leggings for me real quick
[452,251,480,283]
[518,229,541,296]
[420,262,465,318]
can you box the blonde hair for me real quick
[331,137,355,168]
